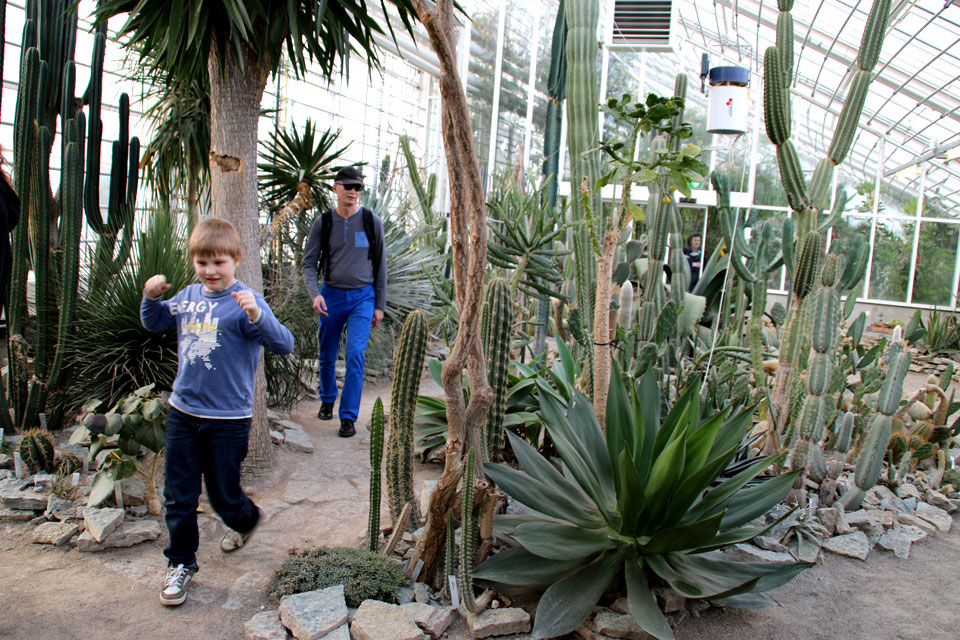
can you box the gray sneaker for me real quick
[159,564,195,606]
[220,508,263,553]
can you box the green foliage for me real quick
[81,384,167,507]
[476,366,808,639]
[258,121,352,217]
[262,275,316,410]
[460,448,479,613]
[68,205,194,409]
[921,308,960,353]
[269,547,407,607]
[481,279,513,462]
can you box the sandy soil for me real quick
[2,372,959,640]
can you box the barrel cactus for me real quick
[19,428,56,473]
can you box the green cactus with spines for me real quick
[481,278,512,463]
[55,450,82,477]
[386,310,428,531]
[458,448,479,613]
[367,398,385,552]
[19,428,55,473]
[444,509,457,590]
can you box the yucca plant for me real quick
[474,364,809,640]
[67,205,195,409]
[921,307,960,353]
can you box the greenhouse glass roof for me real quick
[673,0,960,215]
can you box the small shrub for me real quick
[269,546,407,606]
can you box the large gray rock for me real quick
[284,429,315,454]
[0,507,36,521]
[413,582,432,604]
[897,524,928,544]
[400,603,456,638]
[724,543,794,563]
[594,611,656,640]
[877,530,913,559]
[45,495,75,520]
[280,585,348,640]
[0,477,47,510]
[77,519,161,551]
[244,610,289,640]
[925,489,956,513]
[653,589,686,614]
[350,600,424,640]
[33,521,79,546]
[465,608,531,639]
[120,476,147,507]
[84,507,124,542]
[816,508,838,536]
[897,483,922,500]
[897,513,937,536]
[822,531,871,560]
[0,453,13,469]
[843,510,883,545]
[323,626,350,640]
[916,502,953,533]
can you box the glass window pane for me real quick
[913,221,959,306]
[828,215,872,298]
[868,217,911,303]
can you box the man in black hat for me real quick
[301,167,387,437]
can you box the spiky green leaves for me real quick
[478,368,808,639]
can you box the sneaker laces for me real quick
[164,565,190,590]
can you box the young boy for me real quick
[141,218,294,607]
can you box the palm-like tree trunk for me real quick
[208,42,275,473]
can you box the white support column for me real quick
[745,78,762,204]
[863,137,886,301]
[823,166,840,255]
[523,6,543,171]
[598,46,610,139]
[906,164,927,304]
[486,0,508,190]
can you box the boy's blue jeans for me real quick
[163,407,260,569]
[317,283,375,422]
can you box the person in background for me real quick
[301,167,387,438]
[684,232,704,292]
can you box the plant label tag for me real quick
[13,451,23,479]
[448,575,460,609]
[410,558,424,581]
[0,428,4,445]
[38,413,46,430]
[81,449,89,475]
[114,480,124,509]
[71,472,80,487]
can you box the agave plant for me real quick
[474,364,809,640]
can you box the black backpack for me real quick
[318,207,382,279]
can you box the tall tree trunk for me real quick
[410,0,493,584]
[207,43,275,473]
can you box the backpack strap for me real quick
[362,207,382,284]
[319,209,333,278]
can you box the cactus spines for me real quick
[808,353,832,396]
[778,0,794,12]
[386,310,428,530]
[618,280,634,330]
[811,288,839,352]
[858,0,892,72]
[19,428,55,473]
[835,411,855,453]
[367,397,385,552]
[776,140,808,211]
[838,234,869,293]
[808,442,828,483]
[639,301,657,341]
[481,278,512,463]
[763,48,790,146]
[878,351,909,416]
[820,254,844,288]
[444,509,457,584]
[459,448,479,614]
[855,413,892,490]
[808,158,834,211]
[827,70,872,166]
[793,231,823,300]
[776,12,794,89]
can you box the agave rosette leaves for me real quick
[476,363,809,640]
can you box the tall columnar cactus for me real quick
[458,447,479,614]
[766,0,891,437]
[386,310,428,530]
[8,2,140,430]
[842,346,909,509]
[367,397,385,552]
[788,256,841,485]
[480,278,512,463]
[443,509,457,591]
[564,0,603,387]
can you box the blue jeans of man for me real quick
[317,283,375,422]
[163,407,260,569]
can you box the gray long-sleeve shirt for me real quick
[301,207,387,310]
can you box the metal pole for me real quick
[863,137,887,301]
[485,0,508,190]
[906,163,927,304]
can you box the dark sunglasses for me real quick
[337,183,363,191]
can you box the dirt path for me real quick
[2,372,960,639]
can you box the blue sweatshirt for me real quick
[140,281,294,419]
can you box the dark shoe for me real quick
[338,419,356,438]
[220,508,263,553]
[317,402,334,420]
[159,564,195,606]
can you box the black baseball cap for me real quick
[335,166,364,185]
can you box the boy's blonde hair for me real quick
[188,217,243,259]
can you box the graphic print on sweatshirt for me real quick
[168,298,223,370]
